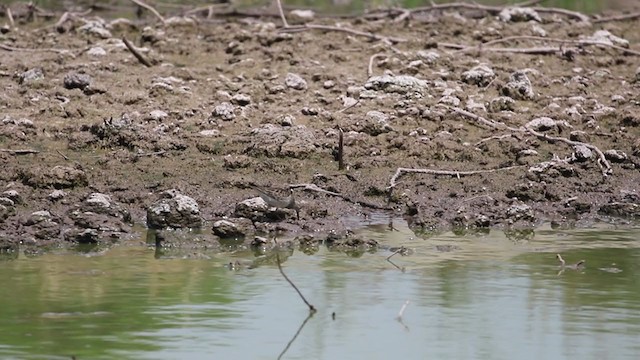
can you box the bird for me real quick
[556,254,586,270]
[249,184,300,219]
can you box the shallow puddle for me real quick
[1,222,639,359]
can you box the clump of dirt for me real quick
[1,3,640,253]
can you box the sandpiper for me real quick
[250,184,300,219]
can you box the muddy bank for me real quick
[1,3,639,253]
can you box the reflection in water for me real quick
[0,225,639,359]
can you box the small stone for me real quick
[64,72,92,90]
[78,20,112,38]
[212,220,245,238]
[416,50,440,64]
[572,145,593,162]
[48,189,66,200]
[499,7,541,22]
[323,80,335,89]
[2,190,22,204]
[199,129,221,137]
[461,64,495,87]
[19,68,44,84]
[604,149,627,163]
[87,47,107,57]
[488,96,515,112]
[212,102,235,121]
[25,210,53,226]
[285,73,307,90]
[0,197,14,207]
[231,93,251,106]
[279,114,295,126]
[289,9,315,22]
[501,71,534,100]
[148,110,168,121]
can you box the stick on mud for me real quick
[337,126,344,170]
[122,37,152,67]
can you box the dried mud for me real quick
[1,5,640,253]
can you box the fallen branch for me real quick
[0,149,39,155]
[368,53,386,77]
[6,7,14,28]
[594,11,640,23]
[0,43,71,55]
[275,240,316,314]
[451,35,640,57]
[388,165,525,190]
[448,106,612,176]
[122,37,153,67]
[409,2,590,22]
[275,0,289,28]
[280,24,406,43]
[129,0,165,24]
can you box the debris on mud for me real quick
[1,1,640,254]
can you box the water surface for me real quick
[1,223,639,359]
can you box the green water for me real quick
[1,221,639,359]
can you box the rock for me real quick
[23,210,60,239]
[0,204,11,221]
[572,145,593,162]
[278,114,295,126]
[360,111,393,136]
[506,203,535,222]
[165,16,197,27]
[223,155,252,169]
[584,30,629,48]
[364,74,428,95]
[231,93,251,106]
[525,117,571,132]
[212,102,235,121]
[598,202,640,218]
[64,228,100,243]
[48,189,66,201]
[64,72,92,90]
[289,9,315,23]
[19,68,44,84]
[569,130,590,143]
[22,166,88,189]
[234,197,269,219]
[416,50,440,64]
[199,129,221,137]
[604,149,627,163]
[79,20,112,38]
[147,189,202,229]
[323,80,335,89]
[501,71,534,100]
[488,96,515,112]
[2,190,22,204]
[461,64,495,87]
[246,124,317,159]
[0,197,14,207]
[212,218,255,238]
[499,7,541,22]
[285,73,307,90]
[87,46,107,56]
[148,110,168,121]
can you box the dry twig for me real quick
[594,12,640,23]
[129,0,165,24]
[0,149,39,155]
[122,37,153,67]
[388,165,525,190]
